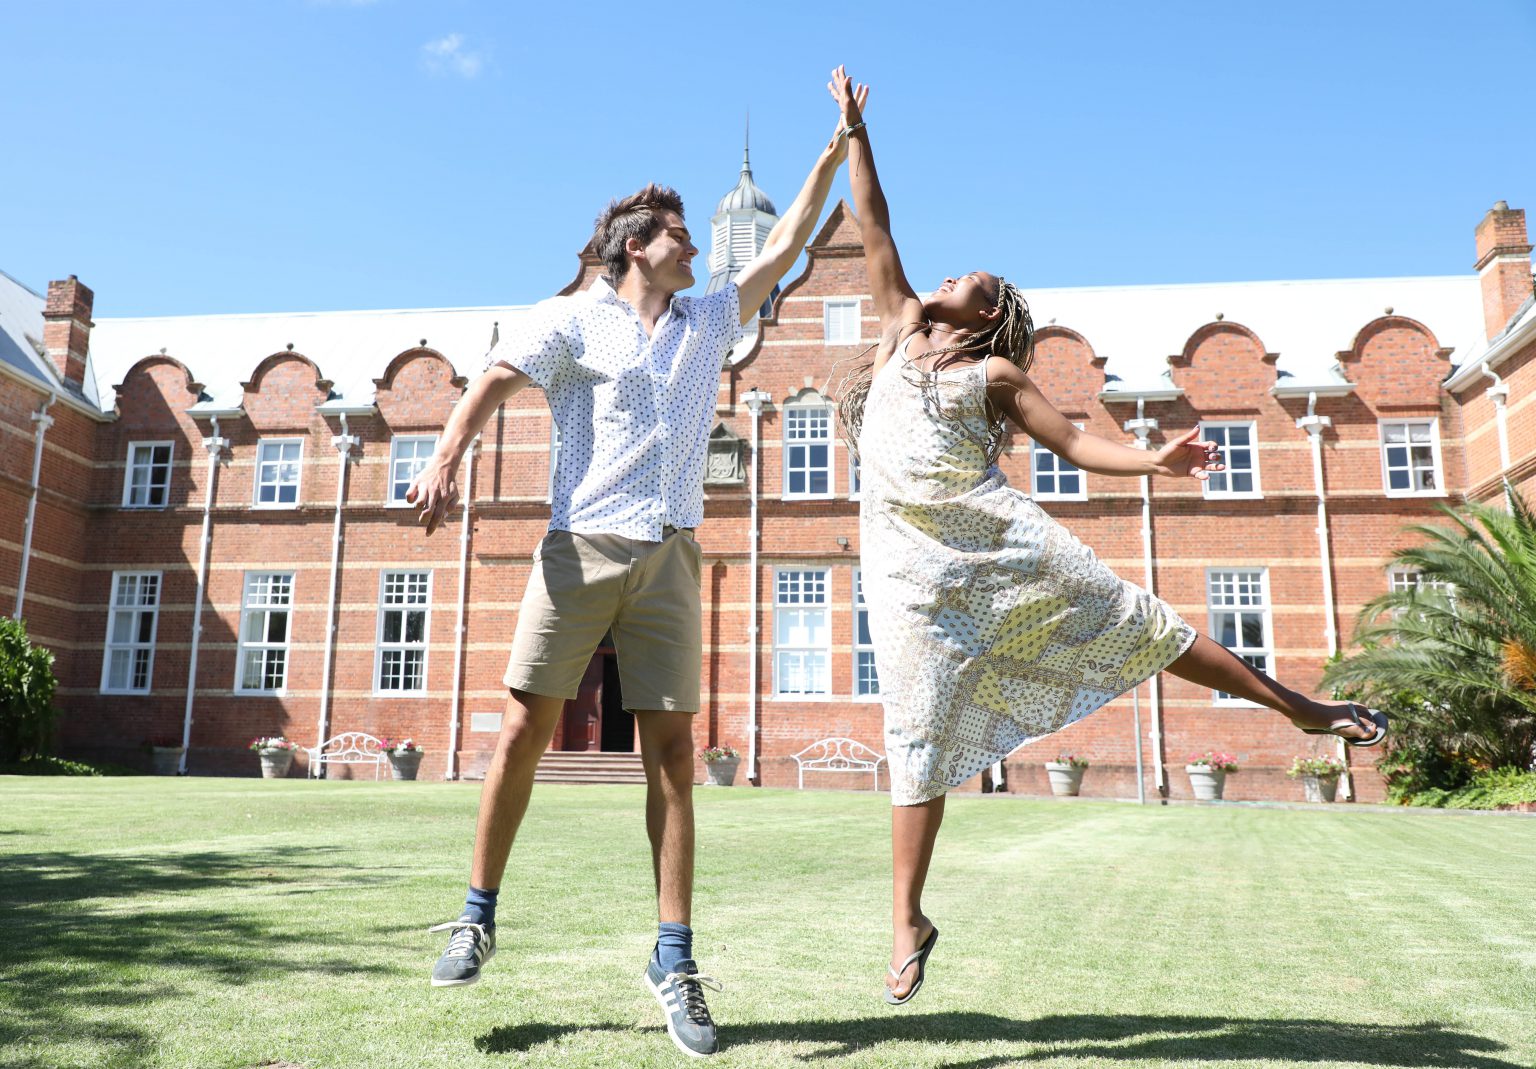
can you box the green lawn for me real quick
[1,779,1533,1069]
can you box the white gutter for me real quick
[1444,305,1536,390]
[178,417,228,774]
[1295,393,1349,800]
[316,413,359,768]
[1123,398,1164,798]
[742,387,771,784]
[446,437,477,781]
[13,393,56,620]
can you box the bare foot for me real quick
[887,916,935,999]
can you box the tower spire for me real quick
[742,113,751,174]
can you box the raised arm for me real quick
[829,66,921,335]
[734,106,855,327]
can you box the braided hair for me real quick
[835,277,1036,467]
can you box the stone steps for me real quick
[534,750,646,785]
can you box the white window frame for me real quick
[387,435,438,507]
[100,570,161,694]
[547,422,561,504]
[1379,419,1443,497]
[1206,568,1271,705]
[1031,423,1087,501]
[375,570,432,695]
[853,567,879,699]
[122,441,174,509]
[236,571,295,694]
[823,298,860,346]
[254,437,304,508]
[783,402,834,500]
[773,568,831,699]
[1200,421,1261,498]
[848,453,862,501]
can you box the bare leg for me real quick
[636,710,697,925]
[469,688,565,889]
[889,795,944,997]
[1165,633,1373,739]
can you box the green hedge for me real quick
[1405,767,1536,810]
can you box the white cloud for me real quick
[421,33,486,79]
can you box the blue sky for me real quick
[6,0,1535,317]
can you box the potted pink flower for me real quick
[1185,751,1239,800]
[1043,753,1089,797]
[1287,754,1346,802]
[250,736,298,779]
[698,745,741,786]
[380,737,424,781]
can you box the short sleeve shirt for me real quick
[486,276,742,541]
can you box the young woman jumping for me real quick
[826,66,1388,1006]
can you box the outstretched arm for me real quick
[829,66,922,341]
[986,358,1225,480]
[734,108,854,327]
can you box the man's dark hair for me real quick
[592,184,685,283]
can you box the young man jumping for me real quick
[405,98,860,1057]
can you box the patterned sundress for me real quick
[859,340,1197,805]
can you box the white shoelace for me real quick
[428,920,488,960]
[663,972,723,1023]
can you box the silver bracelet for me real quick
[839,121,866,140]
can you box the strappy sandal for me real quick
[883,926,939,1006]
[1300,703,1389,748]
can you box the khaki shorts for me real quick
[503,527,704,712]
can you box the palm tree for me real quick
[1323,488,1536,771]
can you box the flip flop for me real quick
[883,926,939,1006]
[1301,703,1388,748]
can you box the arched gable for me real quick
[1167,320,1277,412]
[374,347,468,430]
[1030,325,1106,413]
[111,355,206,429]
[241,351,333,430]
[1335,315,1451,408]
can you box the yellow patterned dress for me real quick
[859,343,1196,805]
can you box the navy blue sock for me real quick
[462,885,498,928]
[653,922,693,972]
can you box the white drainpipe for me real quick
[179,417,228,774]
[1483,363,1512,504]
[742,387,771,784]
[13,393,56,621]
[446,436,477,781]
[1296,393,1347,798]
[316,414,359,766]
[1124,398,1165,797]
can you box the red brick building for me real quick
[2,178,1532,801]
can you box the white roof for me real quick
[89,303,533,415]
[84,273,1486,415]
[1019,273,1484,394]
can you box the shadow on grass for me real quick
[0,847,396,1064]
[477,1013,1523,1067]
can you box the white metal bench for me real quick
[792,737,886,791]
[307,731,386,779]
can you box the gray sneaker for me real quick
[644,957,721,1058]
[428,918,495,987]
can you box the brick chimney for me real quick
[1475,201,1534,341]
[43,275,94,388]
